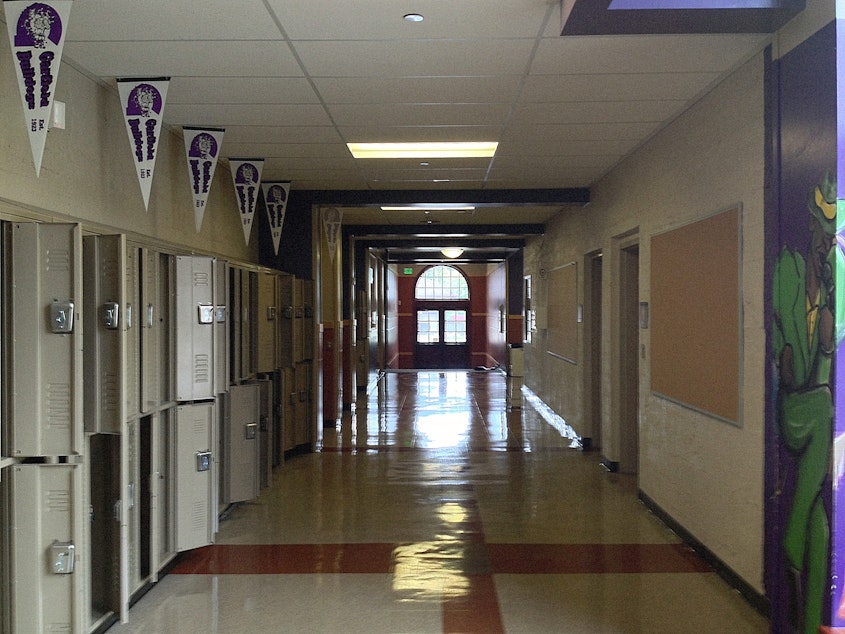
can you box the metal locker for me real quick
[223,384,260,504]
[295,362,311,448]
[242,270,257,379]
[150,408,176,579]
[255,378,274,488]
[175,402,216,552]
[282,367,296,452]
[229,266,243,383]
[140,248,161,413]
[10,464,85,634]
[256,271,278,373]
[10,223,83,457]
[124,245,141,419]
[302,279,314,362]
[213,259,229,396]
[293,278,304,364]
[83,234,127,435]
[278,273,295,368]
[175,256,216,402]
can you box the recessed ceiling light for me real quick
[404,13,424,22]
[347,142,498,159]
[381,205,475,211]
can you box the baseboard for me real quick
[638,490,770,618]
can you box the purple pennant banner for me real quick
[5,0,72,176]
[261,181,290,255]
[117,77,169,211]
[183,127,225,233]
[229,158,264,245]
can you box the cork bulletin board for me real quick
[650,206,740,424]
[546,261,578,363]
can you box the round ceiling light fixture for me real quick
[404,13,424,22]
[440,247,464,259]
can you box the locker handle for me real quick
[103,302,119,329]
[146,303,155,328]
[50,300,74,333]
[267,306,276,321]
[245,423,258,440]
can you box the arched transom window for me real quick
[415,265,469,300]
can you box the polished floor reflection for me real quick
[109,370,768,633]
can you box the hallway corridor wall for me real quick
[523,47,768,595]
[0,28,256,263]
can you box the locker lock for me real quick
[50,300,74,333]
[50,540,75,574]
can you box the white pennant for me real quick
[322,206,343,262]
[261,182,290,256]
[5,1,73,176]
[183,127,225,232]
[229,158,264,245]
[117,77,169,211]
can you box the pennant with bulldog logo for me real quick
[5,0,72,176]
[322,206,343,262]
[261,181,290,256]
[117,77,169,211]
[183,126,224,232]
[229,158,264,245]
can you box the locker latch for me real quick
[197,304,214,324]
[50,540,75,574]
[196,451,212,472]
[215,306,227,323]
[267,306,276,321]
[50,300,74,333]
[245,423,258,440]
[103,302,120,329]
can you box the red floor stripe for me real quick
[171,542,710,576]
[442,574,504,634]
[486,542,711,574]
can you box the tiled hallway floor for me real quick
[109,370,768,633]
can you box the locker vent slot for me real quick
[46,489,71,512]
[46,383,71,429]
[194,354,210,384]
[191,500,207,530]
[46,248,71,271]
[102,373,120,415]
[193,271,210,287]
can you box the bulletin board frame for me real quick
[546,261,578,364]
[649,205,742,426]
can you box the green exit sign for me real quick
[403,267,414,275]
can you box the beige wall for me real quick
[524,51,766,590]
[0,31,256,263]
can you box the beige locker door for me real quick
[150,408,176,578]
[175,403,215,552]
[302,279,314,362]
[256,378,273,488]
[10,464,85,634]
[229,267,243,383]
[83,234,127,434]
[241,271,256,379]
[124,246,140,419]
[223,384,260,504]
[10,223,83,457]
[256,272,278,373]
[213,260,229,395]
[278,273,294,368]
[175,256,215,402]
[140,248,161,413]
[282,367,295,452]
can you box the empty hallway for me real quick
[107,370,767,633]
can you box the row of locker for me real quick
[0,223,315,633]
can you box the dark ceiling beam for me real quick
[344,224,544,238]
[560,0,805,35]
[292,188,589,207]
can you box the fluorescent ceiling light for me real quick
[347,142,498,159]
[440,248,464,259]
[381,205,475,211]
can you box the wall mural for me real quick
[767,21,841,634]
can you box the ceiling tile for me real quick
[168,78,320,105]
[66,0,281,40]
[267,0,554,40]
[165,104,332,127]
[519,72,721,102]
[292,40,536,77]
[509,100,688,125]
[327,103,512,128]
[63,41,303,78]
[314,76,523,105]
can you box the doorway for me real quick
[413,266,471,369]
[618,242,640,474]
[583,251,603,450]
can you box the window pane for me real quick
[443,310,467,343]
[415,265,469,300]
[417,310,440,343]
